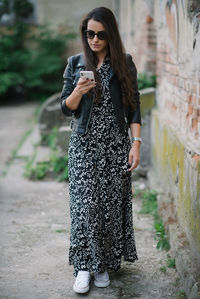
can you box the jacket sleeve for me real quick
[126,54,142,125]
[60,56,78,116]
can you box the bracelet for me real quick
[131,137,142,144]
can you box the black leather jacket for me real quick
[60,53,141,135]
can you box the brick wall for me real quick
[155,0,200,142]
[118,0,157,74]
[157,44,200,140]
[117,0,200,262]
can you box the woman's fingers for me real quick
[76,78,96,95]
[128,147,140,171]
[78,77,96,86]
[128,158,140,171]
[79,84,95,93]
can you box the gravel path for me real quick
[0,103,183,299]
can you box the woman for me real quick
[60,7,142,294]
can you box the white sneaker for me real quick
[73,271,90,293]
[94,271,110,287]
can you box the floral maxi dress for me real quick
[68,61,138,277]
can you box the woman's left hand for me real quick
[128,142,141,171]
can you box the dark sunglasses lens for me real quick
[97,32,107,40]
[86,30,95,39]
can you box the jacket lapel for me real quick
[77,53,85,69]
[109,68,115,80]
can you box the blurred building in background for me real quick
[37,0,116,54]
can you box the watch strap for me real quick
[131,137,142,143]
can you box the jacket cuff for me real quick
[127,103,142,125]
[61,98,75,116]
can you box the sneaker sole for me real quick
[94,279,110,288]
[73,283,89,294]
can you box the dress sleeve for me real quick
[60,56,78,116]
[126,54,142,125]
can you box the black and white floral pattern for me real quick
[68,61,138,277]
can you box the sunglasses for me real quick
[85,30,107,40]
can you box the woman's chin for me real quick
[91,47,101,52]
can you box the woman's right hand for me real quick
[74,78,96,96]
[64,77,96,111]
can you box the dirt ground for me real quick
[0,103,184,299]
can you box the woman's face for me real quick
[87,19,108,56]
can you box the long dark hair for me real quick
[80,6,136,110]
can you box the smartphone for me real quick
[80,71,95,81]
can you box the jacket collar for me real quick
[77,53,85,68]
[77,53,115,80]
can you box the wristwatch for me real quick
[131,137,142,144]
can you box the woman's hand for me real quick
[128,142,141,171]
[74,77,96,96]
[65,77,96,111]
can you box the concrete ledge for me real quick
[140,87,155,117]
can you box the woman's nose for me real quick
[93,35,99,42]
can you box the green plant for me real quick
[0,0,34,19]
[0,21,76,102]
[159,266,167,273]
[138,73,156,90]
[135,188,171,251]
[154,221,170,251]
[138,189,158,218]
[166,254,176,269]
[0,0,10,17]
[13,0,33,18]
[28,161,50,180]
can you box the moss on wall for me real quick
[151,109,200,258]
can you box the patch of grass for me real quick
[138,189,158,219]
[28,161,50,180]
[23,127,69,182]
[159,266,167,273]
[176,290,187,299]
[166,254,176,268]
[135,188,171,251]
[159,255,176,273]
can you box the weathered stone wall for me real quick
[37,0,114,29]
[118,0,200,263]
[116,0,157,74]
[152,0,200,261]
[36,0,115,55]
